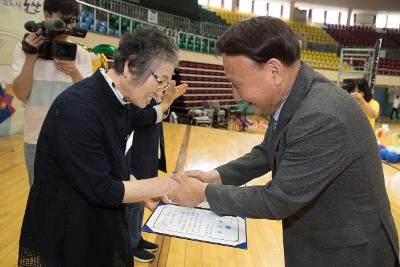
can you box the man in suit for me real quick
[169,16,400,266]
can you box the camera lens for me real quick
[52,41,77,60]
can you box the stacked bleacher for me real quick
[386,28,400,46]
[79,10,141,36]
[172,61,237,112]
[326,25,397,48]
[78,9,177,38]
[301,50,352,71]
[287,21,336,44]
[207,7,254,25]
[378,58,400,75]
[78,2,219,55]
[198,6,228,27]
[325,24,400,76]
[178,32,216,54]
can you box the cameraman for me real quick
[12,0,93,186]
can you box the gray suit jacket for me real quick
[206,64,400,266]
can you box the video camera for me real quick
[22,18,87,61]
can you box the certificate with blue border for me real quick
[143,203,247,249]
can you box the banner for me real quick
[147,9,158,24]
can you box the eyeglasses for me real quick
[151,71,170,91]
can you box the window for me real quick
[311,8,324,24]
[282,3,290,20]
[387,15,400,29]
[209,0,222,8]
[198,0,209,5]
[326,10,339,25]
[223,0,233,10]
[376,14,387,28]
[295,3,348,25]
[253,0,267,16]
[239,0,252,13]
[339,10,348,25]
[349,11,355,26]
[268,2,281,18]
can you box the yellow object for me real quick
[91,53,109,72]
[300,49,350,71]
[4,85,16,97]
[367,99,380,129]
[285,20,337,44]
[99,54,109,69]
[375,123,390,145]
[391,132,400,147]
[207,6,255,25]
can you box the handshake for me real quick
[143,170,221,211]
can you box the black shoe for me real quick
[140,239,158,252]
[133,248,155,263]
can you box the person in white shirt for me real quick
[12,0,93,186]
[391,95,400,120]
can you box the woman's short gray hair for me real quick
[113,27,179,83]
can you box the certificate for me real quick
[143,203,247,249]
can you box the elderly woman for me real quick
[18,28,181,267]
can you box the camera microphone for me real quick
[24,21,39,32]
[24,18,65,33]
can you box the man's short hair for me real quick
[215,16,301,68]
[43,0,79,17]
[113,27,179,84]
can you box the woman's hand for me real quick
[142,195,171,211]
[351,92,365,105]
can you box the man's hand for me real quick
[185,170,222,184]
[54,59,82,82]
[24,31,44,50]
[21,31,44,60]
[168,173,207,208]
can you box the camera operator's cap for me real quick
[92,44,117,56]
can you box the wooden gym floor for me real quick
[0,122,399,267]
